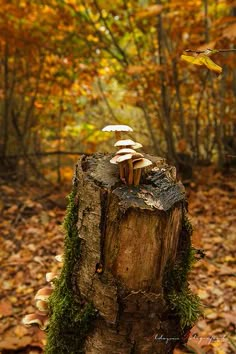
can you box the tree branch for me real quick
[185,48,236,54]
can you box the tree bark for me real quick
[72,153,187,353]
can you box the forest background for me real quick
[0,0,235,353]
[0,0,236,182]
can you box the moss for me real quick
[167,288,202,329]
[163,211,202,330]
[45,187,97,354]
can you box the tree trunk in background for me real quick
[46,153,200,354]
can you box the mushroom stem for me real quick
[119,163,125,181]
[124,163,129,183]
[128,160,133,185]
[134,168,142,186]
[115,131,121,140]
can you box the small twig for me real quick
[12,204,26,226]
[185,48,236,54]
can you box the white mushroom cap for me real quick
[114,139,136,147]
[117,154,133,163]
[35,287,52,302]
[46,272,58,283]
[133,158,152,169]
[55,254,63,262]
[36,300,49,313]
[110,155,120,164]
[22,313,49,330]
[131,142,143,149]
[110,150,142,167]
[102,125,133,132]
[116,148,136,155]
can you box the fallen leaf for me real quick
[0,300,13,318]
[198,289,209,300]
[218,312,236,326]
[0,336,32,350]
[14,325,28,338]
[225,279,236,288]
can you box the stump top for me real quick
[80,153,185,211]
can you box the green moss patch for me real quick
[163,211,202,330]
[45,187,97,354]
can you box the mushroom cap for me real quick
[36,300,49,313]
[55,254,63,262]
[117,154,133,163]
[102,125,133,132]
[132,158,143,164]
[114,139,136,147]
[22,313,49,330]
[131,152,144,159]
[116,148,136,155]
[133,158,152,169]
[131,142,143,149]
[110,155,120,164]
[35,287,52,302]
[46,272,58,283]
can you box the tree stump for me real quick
[46,153,201,354]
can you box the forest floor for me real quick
[0,166,235,354]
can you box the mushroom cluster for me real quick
[102,125,152,185]
[22,255,61,330]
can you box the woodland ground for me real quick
[0,166,235,354]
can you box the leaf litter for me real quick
[0,167,235,353]
[175,167,236,354]
[0,180,67,353]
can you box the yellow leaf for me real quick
[199,56,222,74]
[181,55,204,66]
[181,54,222,74]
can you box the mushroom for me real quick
[110,151,144,184]
[114,139,137,148]
[131,152,144,160]
[46,272,58,283]
[36,300,49,313]
[116,148,137,155]
[110,155,121,164]
[117,153,133,185]
[133,158,152,186]
[35,287,53,302]
[22,313,49,330]
[110,154,126,181]
[102,125,133,140]
[55,254,63,263]
[131,142,143,150]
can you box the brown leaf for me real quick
[0,336,32,350]
[0,300,13,318]
[14,325,28,338]
[0,185,15,194]
[6,205,18,214]
[223,23,236,39]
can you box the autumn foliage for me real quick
[0,0,235,181]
